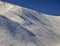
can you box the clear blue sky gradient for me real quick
[3,0,60,16]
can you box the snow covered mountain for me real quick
[0,1,60,46]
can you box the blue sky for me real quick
[3,0,60,16]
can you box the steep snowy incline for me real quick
[0,1,60,46]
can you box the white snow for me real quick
[0,1,60,46]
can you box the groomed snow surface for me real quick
[0,1,60,46]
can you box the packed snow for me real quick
[0,1,60,46]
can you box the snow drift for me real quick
[0,1,60,46]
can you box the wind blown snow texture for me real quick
[0,1,60,46]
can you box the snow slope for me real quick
[0,1,60,46]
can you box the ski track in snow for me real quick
[0,1,60,46]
